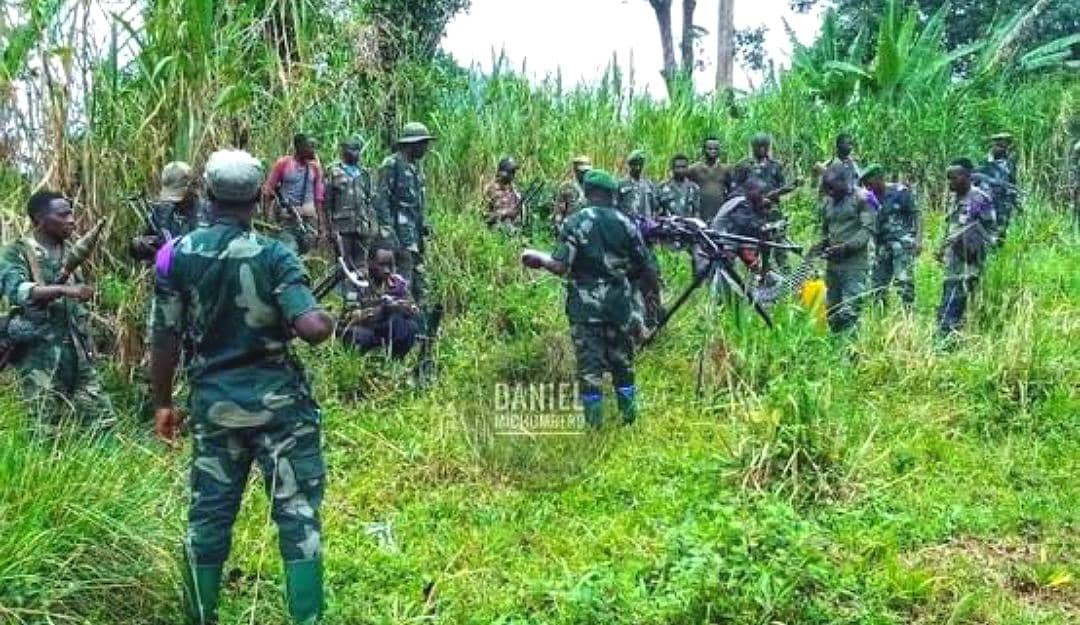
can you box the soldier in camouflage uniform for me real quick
[484,156,523,234]
[0,191,115,433]
[338,246,419,359]
[150,150,334,625]
[375,122,435,304]
[985,132,1020,237]
[522,169,649,428]
[861,164,920,308]
[263,133,325,256]
[731,133,787,198]
[688,136,732,223]
[816,166,875,333]
[553,155,591,229]
[130,161,209,261]
[657,154,701,217]
[617,150,662,329]
[936,159,997,337]
[325,135,377,274]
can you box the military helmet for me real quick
[397,122,435,144]
[203,150,264,202]
[582,169,619,193]
[159,161,194,202]
[989,132,1014,143]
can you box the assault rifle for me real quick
[638,216,802,345]
[273,189,316,238]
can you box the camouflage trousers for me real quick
[16,341,115,434]
[395,249,427,305]
[825,255,868,333]
[634,252,663,329]
[276,215,318,257]
[570,322,635,395]
[186,403,325,567]
[872,240,915,307]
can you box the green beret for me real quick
[583,169,619,193]
[858,163,886,182]
[627,149,646,163]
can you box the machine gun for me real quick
[638,216,803,346]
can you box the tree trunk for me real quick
[648,0,677,87]
[680,0,698,73]
[716,0,735,89]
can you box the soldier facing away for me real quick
[484,156,523,233]
[861,164,920,308]
[936,158,997,337]
[375,121,435,305]
[325,135,377,275]
[617,150,663,330]
[130,161,208,261]
[263,133,326,256]
[815,166,875,333]
[688,136,732,222]
[0,191,115,433]
[553,155,592,229]
[150,149,334,624]
[657,154,701,218]
[522,169,649,428]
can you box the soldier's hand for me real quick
[155,406,185,446]
[65,285,94,302]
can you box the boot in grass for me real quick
[582,391,603,429]
[285,557,324,624]
[183,562,222,625]
[616,385,638,425]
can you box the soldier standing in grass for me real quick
[130,161,209,261]
[150,150,334,625]
[688,136,732,223]
[325,135,377,276]
[820,132,860,191]
[861,164,920,309]
[522,169,649,428]
[657,154,701,218]
[815,166,875,333]
[263,133,326,256]
[617,150,663,330]
[985,132,1021,237]
[936,158,996,337]
[484,156,523,233]
[732,133,787,199]
[0,190,115,434]
[553,155,592,229]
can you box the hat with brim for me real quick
[583,169,618,193]
[627,149,646,163]
[572,155,592,172]
[204,150,264,202]
[858,163,886,183]
[159,161,193,202]
[397,122,436,144]
[990,132,1014,143]
[342,135,364,149]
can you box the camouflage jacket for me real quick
[343,272,416,328]
[986,155,1018,186]
[551,205,648,329]
[869,183,918,245]
[150,216,321,424]
[617,176,659,218]
[375,152,427,253]
[821,190,875,260]
[657,178,701,218]
[732,157,786,195]
[484,180,522,225]
[945,187,997,246]
[688,161,731,221]
[326,162,377,237]
[554,179,586,226]
[0,235,93,360]
[824,156,860,190]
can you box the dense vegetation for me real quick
[1,1,1077,623]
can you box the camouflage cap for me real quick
[858,163,886,182]
[159,161,193,202]
[397,122,435,144]
[990,132,1014,142]
[203,149,264,202]
[627,149,646,163]
[342,134,364,149]
[582,169,619,193]
[572,155,592,171]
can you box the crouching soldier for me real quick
[338,246,420,359]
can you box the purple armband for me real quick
[155,237,177,279]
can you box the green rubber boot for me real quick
[285,558,324,624]
[183,562,222,625]
[616,385,638,425]
[582,391,604,429]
